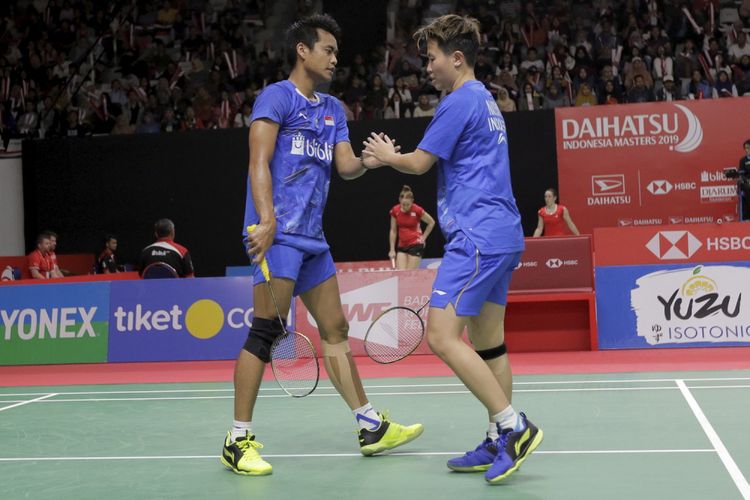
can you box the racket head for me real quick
[270,329,320,397]
[364,306,425,364]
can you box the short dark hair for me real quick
[154,218,175,238]
[744,139,750,148]
[413,14,482,67]
[36,232,50,244]
[42,230,57,239]
[285,14,342,65]
[105,234,117,243]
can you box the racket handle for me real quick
[391,258,396,269]
[247,224,271,281]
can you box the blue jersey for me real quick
[243,80,349,252]
[417,80,524,255]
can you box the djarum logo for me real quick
[307,277,398,347]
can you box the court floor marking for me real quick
[676,379,750,500]
[0,449,717,463]
[3,376,750,398]
[1,383,750,405]
[0,393,57,412]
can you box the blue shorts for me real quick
[247,243,336,297]
[431,233,522,316]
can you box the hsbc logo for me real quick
[646,231,702,260]
[647,180,672,195]
[545,258,579,269]
[592,175,625,195]
[647,180,696,195]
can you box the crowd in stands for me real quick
[1,0,749,141]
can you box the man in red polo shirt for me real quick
[27,233,53,279]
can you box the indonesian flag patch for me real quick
[324,115,335,126]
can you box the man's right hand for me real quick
[247,221,276,264]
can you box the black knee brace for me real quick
[243,317,285,363]
[476,343,507,360]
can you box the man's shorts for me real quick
[397,244,425,257]
[430,233,522,317]
[247,243,336,297]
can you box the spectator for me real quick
[161,108,180,132]
[136,112,161,134]
[518,82,544,110]
[628,75,655,103]
[27,233,52,280]
[544,83,570,109]
[96,235,119,274]
[625,57,654,90]
[735,55,750,96]
[599,80,622,104]
[138,218,195,278]
[520,47,545,74]
[412,94,436,117]
[496,87,517,113]
[366,74,389,119]
[233,102,253,128]
[656,75,682,101]
[729,32,750,64]
[652,45,674,86]
[45,231,64,278]
[61,110,87,137]
[497,51,519,78]
[180,106,205,130]
[112,114,136,135]
[384,91,412,119]
[17,102,39,136]
[715,71,739,98]
[575,83,599,106]
[388,77,414,113]
[688,69,714,99]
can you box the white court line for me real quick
[10,383,750,405]
[0,449,716,462]
[3,376,750,398]
[2,386,685,404]
[0,393,57,412]
[687,385,750,390]
[676,380,750,500]
[0,384,683,400]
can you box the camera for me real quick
[724,168,740,179]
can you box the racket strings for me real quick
[365,308,424,364]
[271,331,319,397]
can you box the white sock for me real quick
[353,402,382,431]
[231,420,252,441]
[492,406,522,433]
[488,421,500,441]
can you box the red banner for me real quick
[510,236,593,292]
[594,222,750,266]
[556,99,747,234]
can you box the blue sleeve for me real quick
[334,99,349,144]
[416,96,469,160]
[251,84,290,124]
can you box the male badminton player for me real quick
[221,14,423,476]
[363,14,542,484]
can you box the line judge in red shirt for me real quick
[533,188,580,237]
[388,185,436,269]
